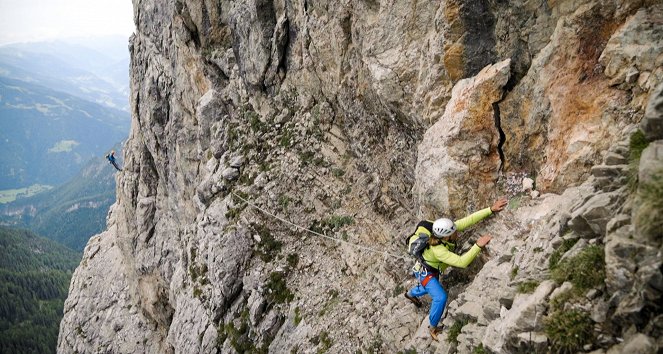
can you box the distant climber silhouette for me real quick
[106,150,122,171]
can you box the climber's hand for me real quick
[476,234,493,248]
[491,197,508,212]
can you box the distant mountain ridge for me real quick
[0,37,130,111]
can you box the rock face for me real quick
[59,0,662,353]
[415,59,510,217]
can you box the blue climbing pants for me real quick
[407,272,448,327]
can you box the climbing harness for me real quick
[413,265,437,288]
[420,272,436,287]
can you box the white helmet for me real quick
[432,218,456,238]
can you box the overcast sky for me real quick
[0,0,134,44]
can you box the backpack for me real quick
[404,221,436,272]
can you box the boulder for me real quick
[633,141,663,242]
[604,152,628,166]
[222,167,240,181]
[606,333,658,354]
[568,191,624,237]
[641,83,663,141]
[522,177,535,192]
[248,291,266,325]
[483,280,555,352]
[599,5,663,93]
[414,59,511,216]
[637,141,663,186]
[605,225,643,295]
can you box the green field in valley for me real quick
[0,184,53,203]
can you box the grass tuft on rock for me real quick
[517,280,540,294]
[472,343,488,354]
[628,130,649,190]
[551,245,604,293]
[635,169,663,239]
[447,318,469,344]
[252,223,282,262]
[545,310,594,354]
[548,238,578,270]
[265,271,294,304]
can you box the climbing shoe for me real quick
[429,325,444,341]
[404,292,422,308]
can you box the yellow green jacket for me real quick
[408,207,493,272]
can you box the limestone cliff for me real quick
[58,0,662,353]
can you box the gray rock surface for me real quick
[58,0,663,353]
[641,83,663,141]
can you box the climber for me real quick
[404,197,508,341]
[106,150,122,171]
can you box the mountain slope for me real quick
[0,38,130,111]
[58,1,662,354]
[0,149,120,251]
[0,77,129,188]
[0,226,80,354]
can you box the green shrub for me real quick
[545,310,594,354]
[287,253,299,269]
[549,238,578,270]
[628,130,650,190]
[300,151,315,165]
[225,207,241,220]
[318,290,340,316]
[259,162,271,172]
[629,130,649,162]
[265,272,294,304]
[309,215,354,235]
[252,223,282,262]
[510,266,519,280]
[226,123,240,149]
[216,323,228,348]
[447,318,469,344]
[364,335,383,354]
[551,246,605,292]
[316,331,333,353]
[313,157,326,166]
[222,319,254,353]
[247,111,264,132]
[294,306,302,325]
[550,288,574,311]
[279,195,291,211]
[472,344,487,354]
[332,168,345,178]
[327,215,354,229]
[517,280,540,294]
[635,169,663,238]
[392,284,405,297]
[279,125,294,148]
[193,286,202,298]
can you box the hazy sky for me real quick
[0,0,134,44]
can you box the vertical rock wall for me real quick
[59,0,662,353]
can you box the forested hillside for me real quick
[0,227,80,354]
